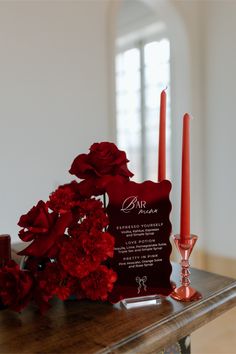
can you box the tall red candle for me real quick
[180,114,191,242]
[0,234,11,267]
[158,89,166,182]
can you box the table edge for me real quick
[98,281,236,354]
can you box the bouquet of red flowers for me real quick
[0,142,133,313]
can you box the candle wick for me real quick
[184,113,194,120]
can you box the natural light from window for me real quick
[116,38,171,182]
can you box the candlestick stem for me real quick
[171,234,202,302]
[181,258,191,287]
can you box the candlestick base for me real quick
[171,285,202,302]
[171,234,202,302]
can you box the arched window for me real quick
[115,0,171,182]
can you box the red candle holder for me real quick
[171,234,202,301]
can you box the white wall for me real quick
[172,0,236,259]
[170,0,205,247]
[203,1,236,259]
[0,1,110,242]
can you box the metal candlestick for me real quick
[171,234,202,301]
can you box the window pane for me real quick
[145,87,159,109]
[123,48,140,71]
[144,39,170,66]
[117,128,142,182]
[145,66,162,87]
[116,92,140,117]
[145,108,158,129]
[159,39,170,63]
[115,47,142,181]
[117,111,141,135]
[116,53,124,74]
[116,73,125,93]
[157,63,170,84]
[145,149,158,182]
[144,38,171,181]
[124,71,141,92]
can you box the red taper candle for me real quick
[158,89,166,182]
[0,234,11,267]
[180,114,191,242]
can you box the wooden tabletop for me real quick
[0,263,236,354]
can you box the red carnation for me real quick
[36,262,69,302]
[68,199,109,237]
[47,181,82,214]
[69,142,133,195]
[59,229,114,279]
[0,261,33,312]
[59,237,98,279]
[33,262,72,313]
[80,230,115,261]
[80,265,117,301]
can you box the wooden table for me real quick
[0,263,236,354]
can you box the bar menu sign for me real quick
[107,180,173,303]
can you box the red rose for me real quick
[69,142,133,195]
[18,200,57,242]
[80,265,117,301]
[18,201,73,258]
[0,260,33,312]
[70,142,133,178]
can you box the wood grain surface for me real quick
[0,263,236,354]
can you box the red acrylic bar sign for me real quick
[107,180,173,303]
